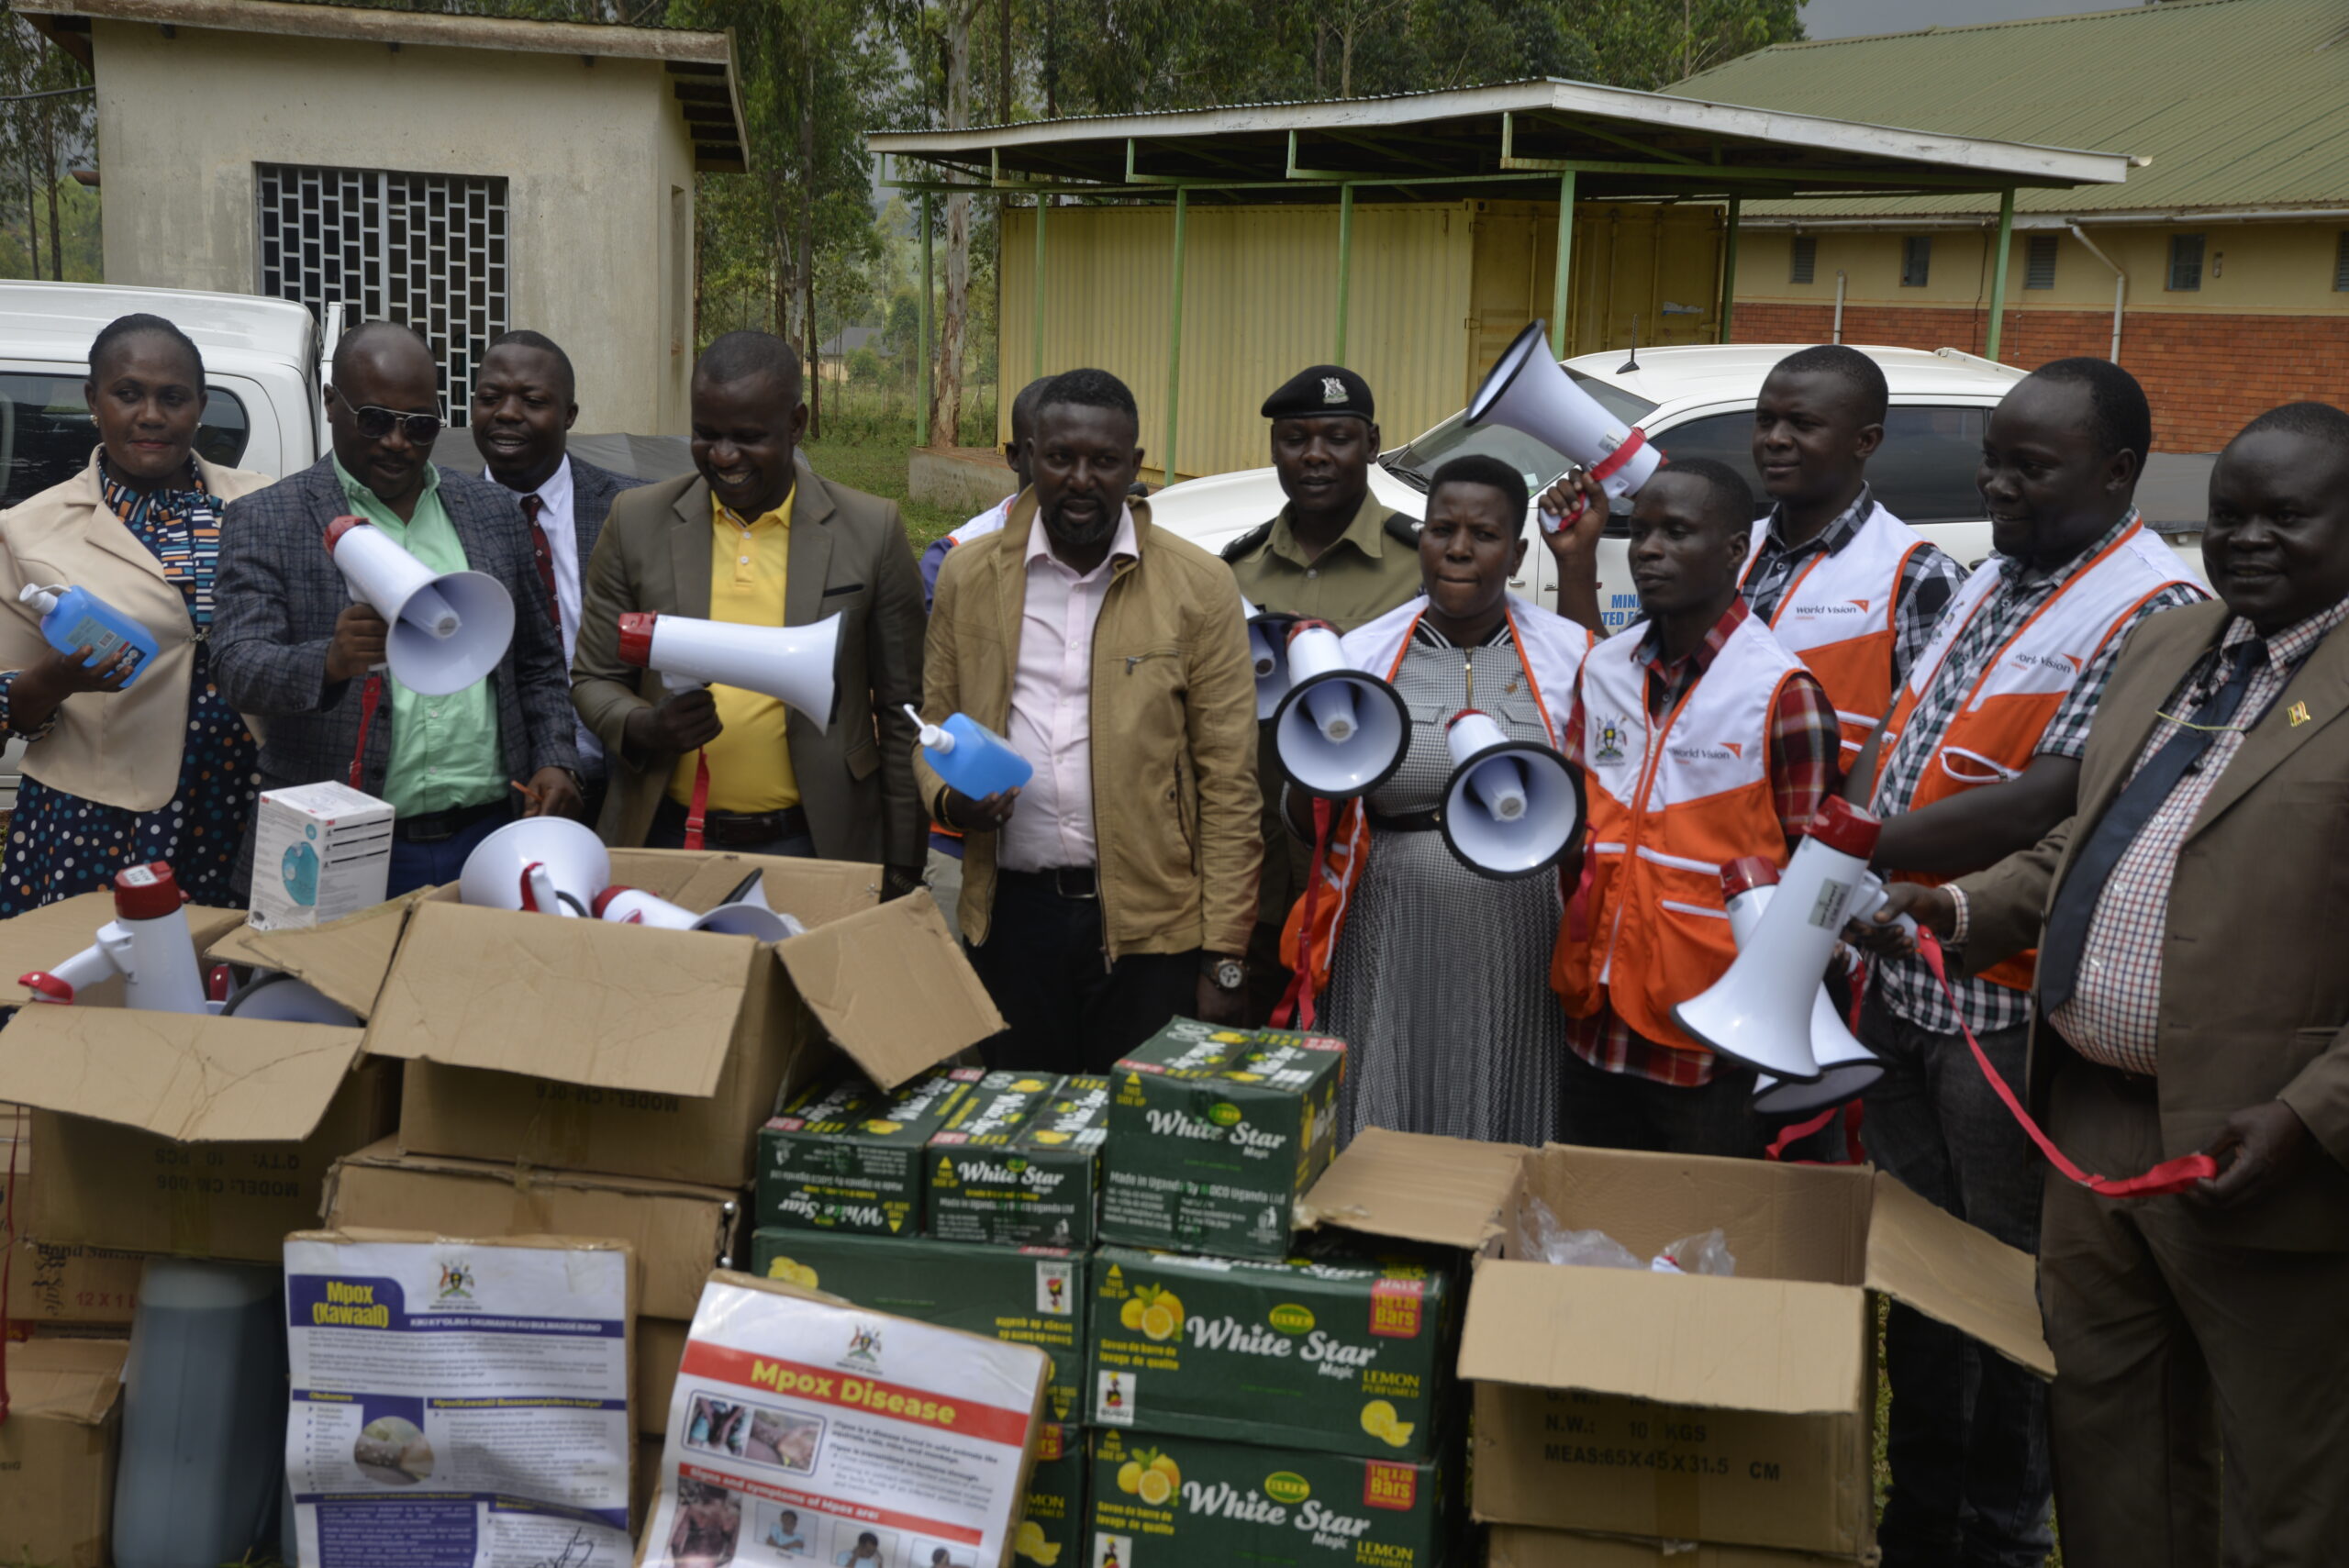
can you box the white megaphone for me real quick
[616,611,840,733]
[1241,595,1297,721]
[1271,619,1408,799]
[1467,319,1664,532]
[459,816,611,917]
[18,862,208,1014]
[592,868,804,943]
[1672,796,1889,1084]
[324,515,516,696]
[1720,857,1886,1116]
[1438,709,1583,878]
[218,970,363,1028]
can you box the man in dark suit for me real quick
[214,321,582,895]
[472,329,648,828]
[572,331,926,895]
[1873,402,2349,1566]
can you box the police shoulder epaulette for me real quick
[1382,511,1421,549]
[1220,518,1277,562]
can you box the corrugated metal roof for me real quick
[1670,0,2349,219]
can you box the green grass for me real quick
[801,435,966,550]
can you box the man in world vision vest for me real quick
[1853,358,2205,1568]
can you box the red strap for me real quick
[1589,425,1651,485]
[348,671,384,791]
[1272,797,1336,1030]
[1914,931,2216,1197]
[1765,1099,1869,1166]
[1,1127,21,1425]
[684,750,711,853]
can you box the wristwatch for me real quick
[1203,954,1245,992]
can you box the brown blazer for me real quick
[1957,598,2349,1250]
[570,457,927,867]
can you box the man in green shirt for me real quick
[1223,364,1423,1022]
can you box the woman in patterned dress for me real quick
[1282,454,1596,1146]
[0,313,274,913]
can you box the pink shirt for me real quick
[997,506,1139,873]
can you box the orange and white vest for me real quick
[1875,519,2201,991]
[1742,500,1933,760]
[1281,595,1592,1005]
[1550,610,1807,1058]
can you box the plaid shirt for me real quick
[1561,598,1842,1086]
[1872,508,2208,1036]
[1743,484,1968,692]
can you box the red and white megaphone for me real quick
[1466,319,1664,532]
[593,868,803,943]
[1241,595,1297,721]
[1672,797,1891,1084]
[1272,619,1408,799]
[616,611,841,732]
[460,817,611,917]
[1438,709,1582,878]
[324,515,516,696]
[18,862,208,1014]
[1720,856,1885,1115]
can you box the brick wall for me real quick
[1728,303,2349,452]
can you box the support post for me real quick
[1163,186,1189,488]
[1717,195,1741,344]
[1549,171,1576,358]
[1985,186,2016,361]
[918,191,932,447]
[1032,195,1049,383]
[1334,183,1356,364]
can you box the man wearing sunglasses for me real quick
[215,320,584,896]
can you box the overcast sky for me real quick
[1798,0,2140,39]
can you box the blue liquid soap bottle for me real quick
[904,704,1033,797]
[19,582,160,689]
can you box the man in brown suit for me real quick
[572,332,926,894]
[1873,402,2349,1566]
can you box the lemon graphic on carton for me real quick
[1360,1399,1416,1449]
[764,1257,821,1290]
[1116,1284,1186,1341]
[1013,1519,1061,1565]
[1117,1448,1182,1506]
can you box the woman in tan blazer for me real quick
[0,314,273,912]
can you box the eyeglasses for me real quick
[334,387,444,443]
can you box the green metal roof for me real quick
[1670,0,2349,220]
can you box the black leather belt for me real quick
[658,797,811,847]
[395,797,509,843]
[1367,807,1442,834]
[1000,865,1098,899]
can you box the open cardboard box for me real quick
[1,1136,146,1324]
[0,1336,129,1568]
[0,893,391,1262]
[1300,1130,2054,1559]
[228,851,1003,1187]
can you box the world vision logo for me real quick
[2009,651,2086,673]
[1668,740,1745,762]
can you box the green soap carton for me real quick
[1099,1019,1345,1260]
[930,1073,1111,1248]
[755,1066,978,1233]
[1014,1421,1087,1567]
[750,1228,1089,1421]
[1086,1428,1454,1568]
[1087,1244,1453,1462]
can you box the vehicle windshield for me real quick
[1385,369,1658,494]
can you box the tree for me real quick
[0,8,96,282]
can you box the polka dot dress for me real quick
[0,459,257,915]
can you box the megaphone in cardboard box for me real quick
[324,515,516,696]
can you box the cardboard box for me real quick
[248,781,394,930]
[749,1228,1089,1422]
[368,853,1002,1187]
[1298,1129,2054,1559]
[0,1140,143,1324]
[1085,1427,1453,1568]
[321,1140,744,1321]
[640,1316,690,1437]
[1486,1526,1863,1568]
[756,1066,979,1233]
[1087,1243,1453,1462]
[0,1337,128,1568]
[1101,1020,1345,1261]
[1017,1421,1086,1568]
[931,1073,1110,1249]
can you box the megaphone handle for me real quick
[684,749,711,852]
[348,672,385,791]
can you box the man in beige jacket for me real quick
[919,368,1261,1073]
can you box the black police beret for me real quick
[1261,364,1375,423]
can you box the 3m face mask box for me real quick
[249,782,394,931]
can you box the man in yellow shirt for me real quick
[573,333,927,892]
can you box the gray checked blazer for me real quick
[566,455,646,569]
[214,456,580,869]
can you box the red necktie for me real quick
[520,493,560,629]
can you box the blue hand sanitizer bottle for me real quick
[904,704,1032,796]
[19,583,160,689]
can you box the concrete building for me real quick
[1673,0,2349,452]
[26,0,748,436]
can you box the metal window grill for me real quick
[1900,235,1932,288]
[2167,233,2205,293]
[2025,234,2058,290]
[257,163,508,427]
[2334,230,2349,293]
[1789,235,1817,285]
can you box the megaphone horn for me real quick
[1270,619,1409,800]
[591,883,802,943]
[461,817,611,916]
[618,611,841,735]
[1241,596,1298,721]
[1671,796,1888,1084]
[324,516,516,697]
[1437,709,1584,880]
[1466,320,1664,528]
[1720,857,1887,1116]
